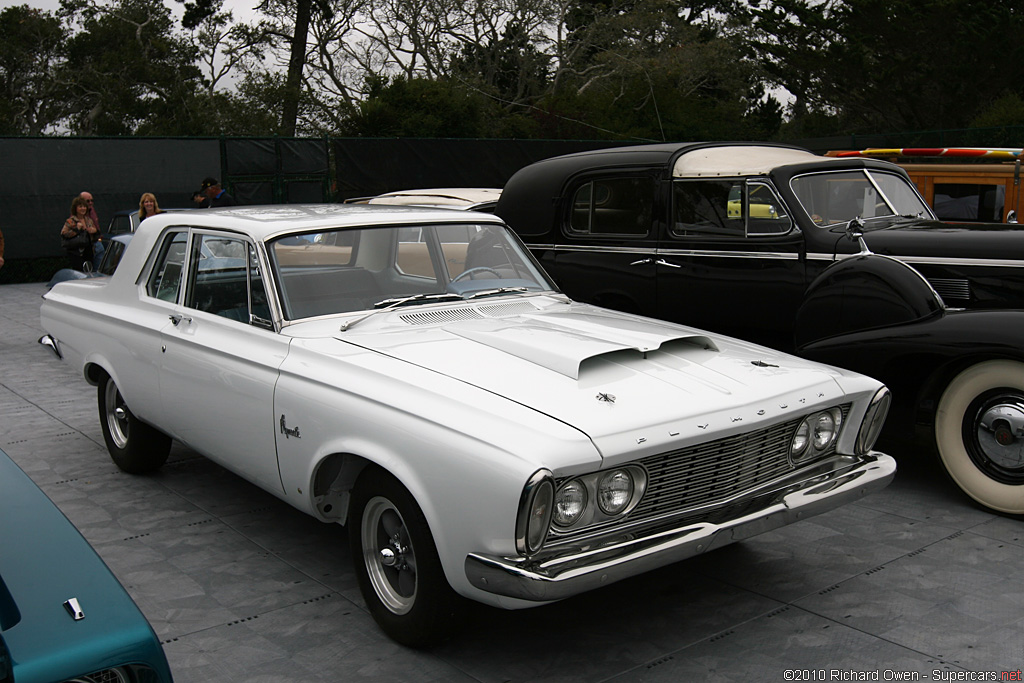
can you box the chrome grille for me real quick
[633,417,802,518]
[552,405,850,542]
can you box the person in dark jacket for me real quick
[195,177,238,208]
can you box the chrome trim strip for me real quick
[524,243,656,255]
[657,249,800,260]
[465,453,895,602]
[808,252,1024,268]
[525,244,799,261]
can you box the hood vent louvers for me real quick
[477,301,539,317]
[399,300,538,326]
[399,308,485,325]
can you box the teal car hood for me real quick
[0,450,172,683]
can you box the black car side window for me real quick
[672,179,792,237]
[672,180,744,236]
[566,177,654,237]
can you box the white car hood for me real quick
[327,301,846,460]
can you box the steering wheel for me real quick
[451,266,502,283]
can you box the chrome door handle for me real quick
[630,258,654,266]
[169,314,192,326]
[655,259,681,268]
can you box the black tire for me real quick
[935,360,1024,513]
[97,375,171,474]
[349,467,466,646]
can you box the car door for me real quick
[157,230,289,494]
[657,177,806,351]
[536,174,659,317]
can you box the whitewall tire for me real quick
[935,360,1024,514]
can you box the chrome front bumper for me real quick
[465,452,896,602]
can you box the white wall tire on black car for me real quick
[935,360,1024,514]
[98,375,171,474]
[349,467,466,647]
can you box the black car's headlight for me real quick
[790,407,844,464]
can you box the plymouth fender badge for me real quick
[596,392,616,403]
[279,415,301,439]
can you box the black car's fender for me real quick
[798,306,1024,514]
[794,253,944,350]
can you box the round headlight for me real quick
[597,470,633,515]
[553,480,588,527]
[813,412,837,450]
[791,419,810,457]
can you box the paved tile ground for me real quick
[3,281,1023,682]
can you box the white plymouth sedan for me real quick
[40,204,895,645]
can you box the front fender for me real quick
[799,309,1024,435]
[795,253,944,349]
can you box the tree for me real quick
[0,5,69,135]
[59,0,204,135]
[449,19,550,111]
[537,0,771,141]
[340,75,494,136]
[743,0,1024,134]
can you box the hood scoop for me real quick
[447,315,717,379]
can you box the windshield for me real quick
[268,222,556,320]
[790,169,933,227]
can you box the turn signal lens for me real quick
[856,387,891,454]
[526,480,553,553]
[517,470,554,555]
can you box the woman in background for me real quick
[138,192,163,222]
[60,196,97,271]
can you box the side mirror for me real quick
[846,217,871,255]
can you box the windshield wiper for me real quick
[340,292,463,331]
[464,287,529,300]
[372,292,463,308]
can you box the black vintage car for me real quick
[496,141,1024,515]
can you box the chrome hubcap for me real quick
[966,391,1024,483]
[362,496,416,614]
[104,381,129,450]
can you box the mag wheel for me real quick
[935,360,1024,514]
[349,467,466,646]
[98,375,171,474]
